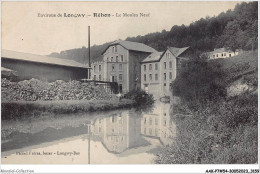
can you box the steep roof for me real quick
[102,40,157,54]
[168,47,190,57]
[1,49,90,69]
[142,52,163,63]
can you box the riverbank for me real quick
[1,99,134,120]
[155,93,258,164]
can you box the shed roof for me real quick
[102,40,157,54]
[1,49,90,69]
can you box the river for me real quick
[1,101,176,164]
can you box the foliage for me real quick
[49,2,257,64]
[171,56,227,104]
[1,99,134,120]
[123,88,154,106]
[155,93,258,164]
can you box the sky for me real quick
[2,1,240,55]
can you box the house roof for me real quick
[167,47,190,57]
[141,47,190,63]
[1,67,15,72]
[213,48,234,53]
[142,52,163,63]
[1,49,90,69]
[102,40,157,54]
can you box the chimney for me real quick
[88,26,91,67]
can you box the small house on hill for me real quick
[207,48,243,59]
[1,49,91,82]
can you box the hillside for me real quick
[48,2,257,64]
[217,51,257,84]
[211,51,258,96]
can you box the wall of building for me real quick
[128,51,151,92]
[102,44,129,93]
[159,50,177,96]
[141,61,161,98]
[2,58,89,82]
[92,61,104,81]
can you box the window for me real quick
[149,118,152,125]
[155,63,158,70]
[164,120,167,126]
[119,84,123,93]
[144,118,147,124]
[115,45,117,53]
[112,76,117,82]
[94,75,96,80]
[144,74,146,81]
[111,116,115,123]
[164,83,166,86]
[99,75,101,81]
[94,66,96,72]
[155,128,158,136]
[216,54,218,58]
[119,74,123,81]
[164,62,167,69]
[164,73,166,80]
[99,65,101,72]
[224,53,226,56]
[155,74,158,80]
[221,53,223,57]
[164,113,166,116]
[149,128,152,135]
[155,118,158,125]
[213,55,215,58]
[112,64,115,71]
[169,72,172,79]
[121,55,123,62]
[144,65,146,71]
[229,54,231,57]
[149,64,152,70]
[149,74,152,81]
[119,64,122,71]
[116,56,118,62]
[111,57,114,62]
[169,61,172,69]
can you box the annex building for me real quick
[141,47,192,98]
[1,49,91,82]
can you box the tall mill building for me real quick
[92,40,157,93]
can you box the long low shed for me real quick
[1,49,91,82]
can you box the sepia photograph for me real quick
[1,1,258,173]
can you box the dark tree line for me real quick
[49,2,257,63]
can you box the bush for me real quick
[155,93,258,164]
[171,57,227,104]
[123,89,154,106]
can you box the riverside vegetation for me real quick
[155,51,258,164]
[1,78,154,120]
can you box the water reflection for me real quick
[2,102,177,164]
[91,102,176,153]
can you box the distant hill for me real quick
[48,2,257,64]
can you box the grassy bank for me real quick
[1,99,134,120]
[155,94,258,164]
